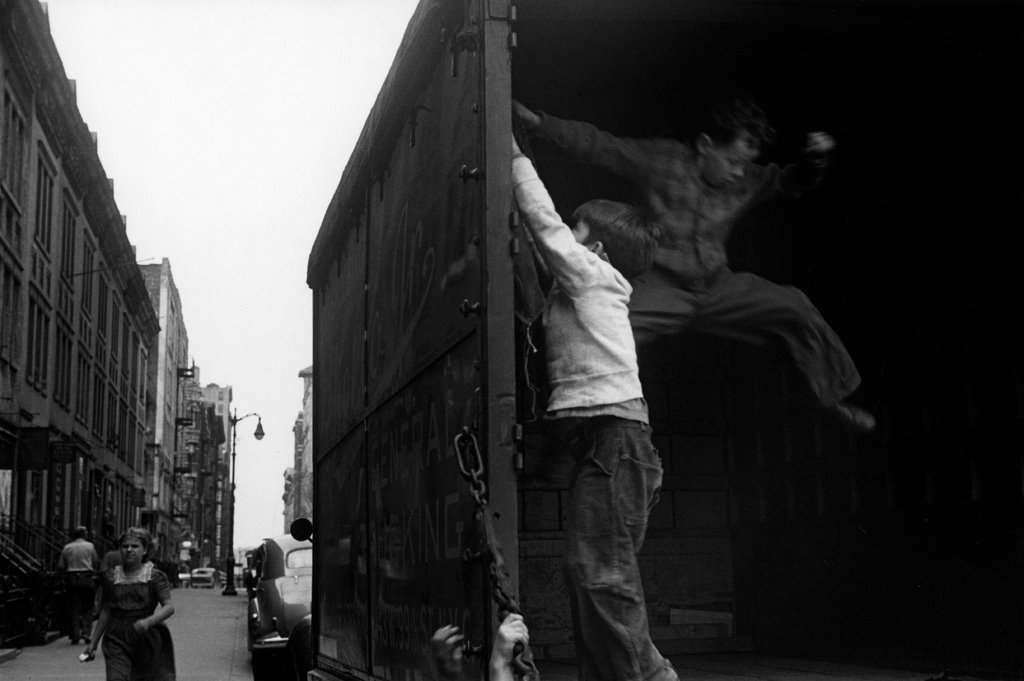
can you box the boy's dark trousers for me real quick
[562,417,677,681]
[629,268,861,407]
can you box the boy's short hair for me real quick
[571,200,658,280]
[700,88,776,149]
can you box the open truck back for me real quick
[307,1,1022,679]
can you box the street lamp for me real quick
[222,409,264,596]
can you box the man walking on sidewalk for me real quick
[58,526,99,645]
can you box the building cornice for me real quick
[2,0,160,340]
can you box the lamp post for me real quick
[222,409,264,596]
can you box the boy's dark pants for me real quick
[563,418,677,681]
[629,269,860,407]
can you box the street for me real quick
[0,586,998,681]
[0,587,252,680]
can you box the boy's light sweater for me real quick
[511,152,645,415]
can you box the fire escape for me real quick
[171,375,201,567]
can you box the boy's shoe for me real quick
[832,402,876,433]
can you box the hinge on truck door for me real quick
[455,31,478,52]
[408,104,429,148]
[448,26,479,77]
[486,0,516,21]
[458,165,482,182]
[513,423,524,471]
[459,299,482,317]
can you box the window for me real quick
[26,293,50,392]
[110,301,120,361]
[54,322,73,408]
[30,246,51,299]
[0,259,21,366]
[107,390,118,449]
[80,235,95,313]
[286,548,313,569]
[60,198,77,282]
[127,419,137,471]
[34,154,54,253]
[129,331,139,399]
[2,91,27,200]
[138,346,147,399]
[1,196,23,252]
[76,351,91,425]
[97,277,108,340]
[95,277,108,368]
[92,372,105,436]
[120,316,130,378]
[117,399,128,459]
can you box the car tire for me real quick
[251,649,284,681]
[287,651,306,681]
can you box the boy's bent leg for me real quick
[564,423,676,681]
[695,270,861,407]
[628,272,699,348]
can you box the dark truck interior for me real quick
[509,0,1022,675]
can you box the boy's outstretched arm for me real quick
[513,100,541,130]
[490,613,530,681]
[512,100,662,184]
[511,133,603,293]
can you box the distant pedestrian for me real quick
[83,527,176,680]
[58,525,99,645]
[98,522,118,557]
[100,546,123,571]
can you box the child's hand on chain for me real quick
[429,625,465,679]
[490,613,529,677]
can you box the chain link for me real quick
[453,427,539,680]
[454,427,487,505]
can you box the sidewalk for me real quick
[0,586,250,680]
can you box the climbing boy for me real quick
[511,131,676,681]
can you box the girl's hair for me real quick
[571,200,659,280]
[118,527,155,559]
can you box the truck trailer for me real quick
[306,1,1022,678]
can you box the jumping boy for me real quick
[511,132,676,681]
[514,93,875,432]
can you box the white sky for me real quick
[44,0,420,550]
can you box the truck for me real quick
[305,1,1022,679]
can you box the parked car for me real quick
[190,567,218,588]
[177,569,192,588]
[246,534,312,680]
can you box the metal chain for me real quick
[453,428,540,681]
[454,427,487,506]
